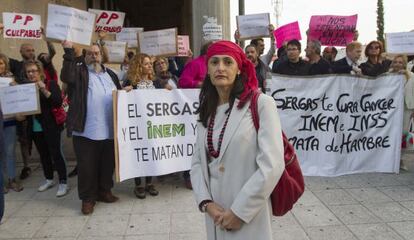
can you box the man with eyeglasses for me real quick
[61,41,122,215]
[272,39,310,76]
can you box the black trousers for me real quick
[73,136,115,201]
[32,131,67,183]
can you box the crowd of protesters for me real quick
[0,20,414,219]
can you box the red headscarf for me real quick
[206,40,258,108]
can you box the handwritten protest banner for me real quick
[88,9,125,33]
[273,21,301,48]
[105,40,127,63]
[46,4,96,46]
[308,15,358,46]
[177,35,190,56]
[267,74,403,176]
[386,31,414,54]
[2,12,41,39]
[116,27,143,48]
[236,13,270,40]
[0,77,12,89]
[0,83,40,118]
[137,28,178,57]
[114,89,200,182]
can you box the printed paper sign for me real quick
[46,4,96,46]
[116,27,143,48]
[105,40,127,63]
[2,12,41,39]
[273,21,301,48]
[0,83,40,117]
[202,16,223,41]
[137,28,178,57]
[267,74,404,176]
[88,9,125,33]
[0,77,13,89]
[236,13,270,40]
[114,89,200,181]
[308,15,358,46]
[386,31,414,54]
[177,35,190,56]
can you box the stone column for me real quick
[191,0,230,56]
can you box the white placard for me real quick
[236,13,270,40]
[46,4,96,46]
[88,9,125,33]
[116,27,143,48]
[114,89,200,182]
[0,77,12,89]
[386,32,414,54]
[0,83,40,117]
[105,40,127,63]
[137,28,178,57]
[2,12,42,39]
[202,16,223,41]
[267,74,404,176]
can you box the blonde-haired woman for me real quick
[123,53,159,199]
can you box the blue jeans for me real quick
[2,126,17,179]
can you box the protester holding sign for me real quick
[61,41,121,214]
[123,53,160,199]
[191,41,284,239]
[389,55,414,133]
[0,53,24,193]
[360,40,391,77]
[21,60,68,197]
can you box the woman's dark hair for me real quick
[196,73,245,127]
[37,53,57,80]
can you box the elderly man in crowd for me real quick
[305,40,332,75]
[245,44,270,92]
[61,41,121,215]
[322,46,338,64]
[272,39,310,75]
[332,41,363,75]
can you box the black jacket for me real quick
[309,57,332,75]
[272,58,310,76]
[360,59,391,77]
[60,48,122,136]
[332,57,354,74]
[255,59,270,93]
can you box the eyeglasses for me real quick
[26,69,39,74]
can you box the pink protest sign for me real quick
[177,35,190,56]
[273,21,301,48]
[308,15,358,46]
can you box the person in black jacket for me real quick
[332,41,363,75]
[245,44,270,93]
[305,40,332,75]
[360,40,391,77]
[21,60,68,197]
[272,39,310,76]
[61,41,122,215]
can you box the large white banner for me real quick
[114,89,200,182]
[267,74,404,176]
[2,12,42,39]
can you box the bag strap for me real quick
[249,90,261,131]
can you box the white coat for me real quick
[190,94,285,240]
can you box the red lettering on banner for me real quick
[97,12,109,23]
[13,15,22,24]
[5,29,41,38]
[107,13,119,24]
[24,15,33,25]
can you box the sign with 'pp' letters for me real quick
[88,9,125,33]
[2,12,42,39]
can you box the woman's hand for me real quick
[165,84,173,90]
[36,81,46,90]
[123,86,133,92]
[220,209,243,231]
[206,202,225,226]
[15,113,26,121]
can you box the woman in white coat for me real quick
[190,40,285,240]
